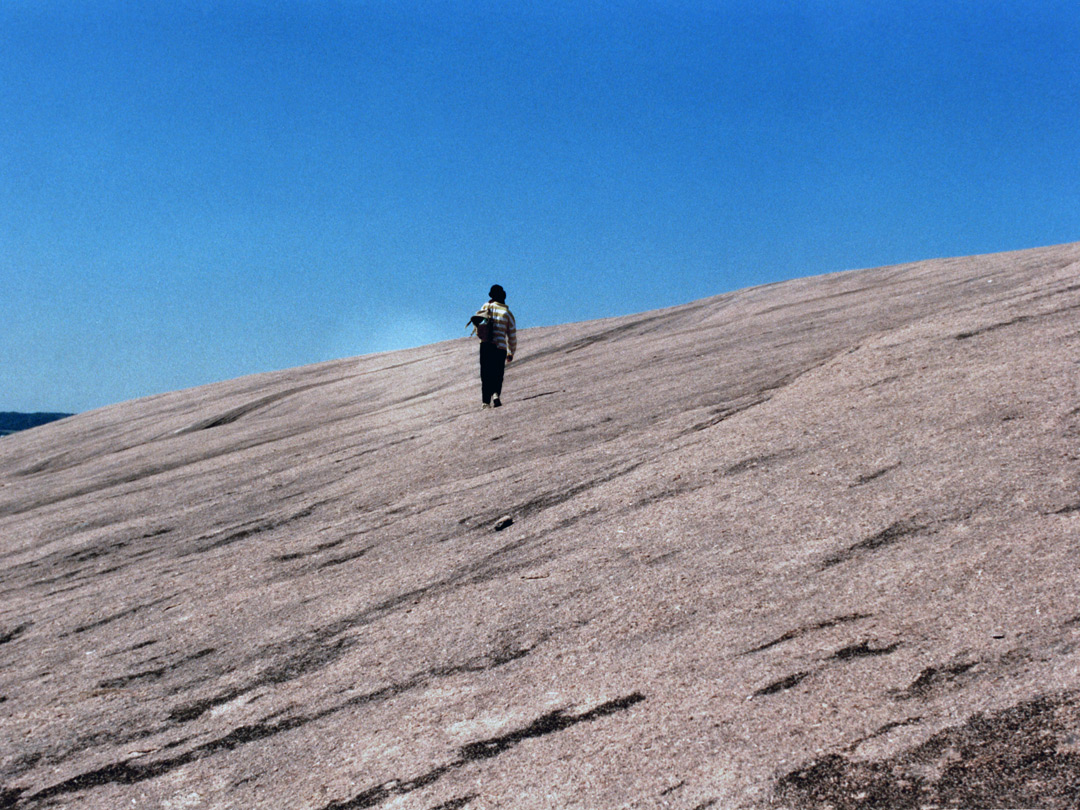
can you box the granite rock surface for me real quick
[3,243,1080,809]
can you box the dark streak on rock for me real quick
[5,721,180,782]
[851,464,901,487]
[316,547,374,570]
[644,550,681,567]
[956,316,1032,340]
[513,461,647,520]
[896,662,977,700]
[820,520,927,569]
[0,787,26,809]
[658,780,686,796]
[560,316,669,355]
[0,623,31,645]
[0,434,290,518]
[272,536,349,562]
[1025,280,1080,303]
[21,676,452,806]
[771,690,1080,810]
[684,397,770,434]
[3,752,43,778]
[146,514,573,727]
[195,520,292,554]
[31,567,89,590]
[18,715,312,806]
[429,796,477,810]
[862,716,923,741]
[169,634,546,729]
[520,390,560,401]
[184,501,328,556]
[67,596,173,635]
[168,689,257,725]
[173,382,336,434]
[634,481,711,508]
[318,693,646,810]
[742,614,872,655]
[97,648,215,690]
[863,374,905,390]
[755,671,811,697]
[954,300,1080,340]
[724,450,796,476]
[63,539,129,564]
[462,692,647,761]
[830,641,901,661]
[114,640,159,655]
[750,630,799,653]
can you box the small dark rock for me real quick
[494,515,514,531]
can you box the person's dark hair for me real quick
[489,284,506,303]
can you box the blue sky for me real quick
[3,1,1078,413]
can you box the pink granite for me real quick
[3,242,1080,809]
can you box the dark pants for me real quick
[479,343,507,404]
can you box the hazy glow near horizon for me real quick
[3,1,1078,413]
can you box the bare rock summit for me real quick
[3,243,1080,809]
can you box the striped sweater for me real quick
[476,301,517,356]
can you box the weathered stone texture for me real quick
[2,243,1080,809]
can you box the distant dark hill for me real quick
[0,412,72,437]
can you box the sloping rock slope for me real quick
[3,243,1080,810]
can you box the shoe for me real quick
[492,394,502,408]
[481,402,492,409]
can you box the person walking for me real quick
[469,284,516,408]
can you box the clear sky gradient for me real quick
[3,1,1078,413]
